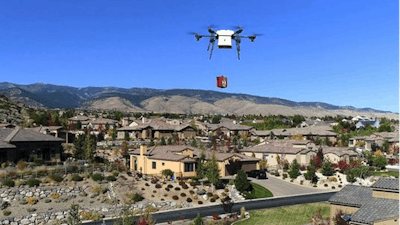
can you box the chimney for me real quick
[140,145,147,156]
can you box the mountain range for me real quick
[0,82,396,118]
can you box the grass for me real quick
[372,171,399,178]
[244,183,273,199]
[236,202,330,225]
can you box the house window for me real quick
[184,163,194,172]
[162,162,165,166]
[152,162,156,169]
[349,140,354,145]
[263,154,269,160]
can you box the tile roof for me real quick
[0,128,64,143]
[206,122,253,131]
[328,185,372,207]
[322,147,358,157]
[268,126,337,136]
[0,142,16,149]
[239,140,308,154]
[370,178,399,191]
[350,198,399,225]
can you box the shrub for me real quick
[180,193,186,197]
[182,184,189,189]
[300,180,304,185]
[145,183,150,186]
[274,171,280,177]
[189,190,195,195]
[160,198,164,201]
[332,186,336,189]
[153,190,157,193]
[300,165,307,171]
[26,197,38,205]
[174,187,181,191]
[172,195,179,200]
[50,193,60,199]
[313,184,317,188]
[288,159,301,179]
[106,176,117,182]
[324,184,328,187]
[123,192,144,204]
[189,181,197,187]
[164,194,168,197]
[282,173,288,179]
[161,169,174,177]
[155,184,162,189]
[338,185,342,188]
[165,187,170,191]
[187,198,192,202]
[213,194,219,199]
[198,201,203,204]
[0,201,10,210]
[234,170,250,193]
[151,179,157,184]
[27,208,36,213]
[321,161,335,176]
[2,179,15,187]
[112,170,119,177]
[207,192,213,197]
[328,177,338,182]
[167,184,173,188]
[290,179,294,182]
[151,195,154,197]
[26,179,41,187]
[44,199,51,203]
[2,210,11,216]
[224,188,229,192]
[91,173,104,182]
[72,174,84,182]
[50,174,63,183]
[210,198,215,202]
[141,188,145,191]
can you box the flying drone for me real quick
[191,26,259,60]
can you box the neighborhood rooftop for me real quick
[370,178,399,190]
[350,198,399,225]
[328,185,372,207]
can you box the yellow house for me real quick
[129,145,260,178]
[322,147,358,164]
[328,178,399,224]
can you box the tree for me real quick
[67,203,81,225]
[333,210,350,225]
[305,164,318,183]
[259,159,267,170]
[373,155,388,170]
[234,170,250,193]
[288,159,300,179]
[124,132,130,141]
[337,160,350,173]
[160,137,166,145]
[76,120,82,130]
[346,168,357,183]
[205,152,221,187]
[221,196,234,214]
[190,138,197,147]
[113,206,136,225]
[84,134,96,161]
[105,123,110,131]
[74,134,86,159]
[321,161,335,176]
[211,116,221,124]
[196,149,207,179]
[193,213,204,225]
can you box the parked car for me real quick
[246,170,267,179]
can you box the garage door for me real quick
[241,162,257,172]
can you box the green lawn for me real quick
[244,183,273,199]
[236,203,330,225]
[372,171,399,178]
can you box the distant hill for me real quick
[0,82,397,118]
[0,93,28,124]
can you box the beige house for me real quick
[328,178,399,224]
[206,120,254,138]
[239,140,316,168]
[129,145,259,178]
[322,147,358,163]
[256,126,337,142]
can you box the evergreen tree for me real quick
[67,203,81,225]
[160,137,166,145]
[321,161,335,176]
[76,120,82,130]
[124,132,130,141]
[73,134,86,159]
[205,152,221,187]
[288,159,300,179]
[196,149,207,179]
[234,170,250,192]
[305,164,318,183]
[84,134,96,161]
[193,213,204,225]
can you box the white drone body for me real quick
[216,30,235,49]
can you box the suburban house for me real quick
[129,145,260,178]
[206,119,254,138]
[0,127,64,162]
[117,118,196,140]
[26,126,75,143]
[321,147,358,163]
[349,132,399,153]
[238,140,317,168]
[68,116,119,130]
[328,178,398,224]
[253,126,338,142]
[355,119,380,130]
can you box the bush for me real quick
[198,201,203,204]
[332,186,336,189]
[123,192,144,204]
[328,177,338,182]
[91,173,104,182]
[300,180,304,185]
[165,188,170,191]
[160,198,164,201]
[282,173,288,179]
[106,176,117,182]
[194,195,199,200]
[324,184,328,187]
[213,194,219,199]
[151,179,157,184]
[234,170,250,193]
[180,193,186,197]
[72,174,83,182]
[50,193,60,199]
[167,184,173,188]
[155,184,162,189]
[26,179,41,187]
[27,208,36,213]
[44,199,51,203]
[321,161,336,176]
[153,190,157,193]
[2,210,11,216]
[164,194,168,197]
[189,181,197,187]
[338,185,342,188]
[289,159,301,179]
[172,195,179,200]
[174,187,181,191]
[313,184,317,188]
[145,183,150,186]
[182,184,189,189]
[210,198,216,202]
[274,171,280,177]
[0,201,10,210]
[112,170,119,177]
[2,179,15,187]
[207,192,213,197]
[50,174,63,183]
[187,197,192,202]
[300,165,307,171]
[162,169,174,177]
[26,197,38,205]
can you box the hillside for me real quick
[0,82,397,119]
[0,93,28,124]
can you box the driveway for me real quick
[249,173,326,197]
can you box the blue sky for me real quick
[0,0,398,112]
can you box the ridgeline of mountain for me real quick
[0,82,397,119]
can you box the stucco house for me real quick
[253,126,337,142]
[129,145,259,178]
[355,119,380,130]
[328,178,399,224]
[206,120,254,138]
[322,147,358,163]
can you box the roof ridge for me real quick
[4,127,20,143]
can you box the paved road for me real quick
[85,191,337,225]
[250,174,326,197]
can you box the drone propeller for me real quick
[207,26,216,34]
[233,26,244,34]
